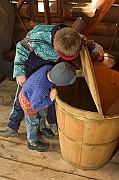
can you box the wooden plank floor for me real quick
[0,78,119,180]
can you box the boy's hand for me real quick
[85,40,94,47]
[16,76,27,86]
[50,88,58,101]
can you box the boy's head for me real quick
[54,27,81,61]
[49,62,76,86]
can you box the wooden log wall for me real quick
[11,0,119,61]
[89,0,119,60]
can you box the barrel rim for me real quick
[56,95,119,121]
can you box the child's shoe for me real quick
[27,140,49,152]
[49,123,58,135]
[0,126,18,137]
[40,127,54,139]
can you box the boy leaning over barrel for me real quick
[18,62,76,152]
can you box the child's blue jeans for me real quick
[25,113,39,143]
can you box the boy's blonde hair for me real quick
[54,27,81,57]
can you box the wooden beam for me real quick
[71,2,96,18]
[17,0,26,10]
[72,0,116,36]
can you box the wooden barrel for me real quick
[3,49,15,80]
[55,69,119,170]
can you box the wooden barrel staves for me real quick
[55,75,119,169]
[55,46,119,169]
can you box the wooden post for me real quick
[72,0,116,36]
[43,0,51,25]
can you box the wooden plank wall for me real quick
[11,0,119,60]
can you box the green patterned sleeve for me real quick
[13,41,31,78]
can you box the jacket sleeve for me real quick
[13,32,33,78]
[79,33,104,62]
[31,94,53,111]
[87,40,105,62]
[28,83,53,110]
